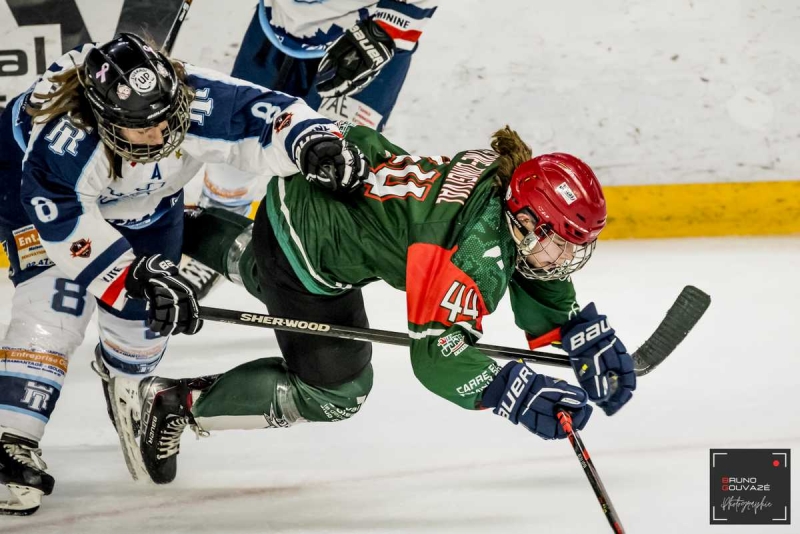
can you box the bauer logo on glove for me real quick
[560,303,637,416]
[566,318,611,351]
[482,361,593,440]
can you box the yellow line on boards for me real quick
[1,181,798,269]
[601,181,800,239]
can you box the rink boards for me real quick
[2,179,799,268]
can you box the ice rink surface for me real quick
[0,236,797,533]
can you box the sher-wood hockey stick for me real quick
[163,0,193,55]
[557,410,625,533]
[199,285,710,376]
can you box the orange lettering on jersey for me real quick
[406,243,488,329]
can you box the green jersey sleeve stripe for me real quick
[267,179,352,295]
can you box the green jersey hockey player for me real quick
[109,126,637,484]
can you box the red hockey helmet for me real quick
[505,153,607,280]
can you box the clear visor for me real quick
[506,210,595,281]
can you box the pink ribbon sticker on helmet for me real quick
[96,62,110,83]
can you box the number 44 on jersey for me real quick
[440,281,480,323]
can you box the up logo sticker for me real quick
[129,67,157,94]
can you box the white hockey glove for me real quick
[316,19,396,98]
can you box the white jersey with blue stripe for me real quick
[262,0,437,55]
[20,63,342,310]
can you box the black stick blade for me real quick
[632,285,711,376]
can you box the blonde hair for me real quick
[490,126,532,189]
[27,67,91,127]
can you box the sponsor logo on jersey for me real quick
[320,96,384,129]
[373,11,411,29]
[437,332,467,357]
[320,402,361,422]
[12,224,53,270]
[101,264,126,284]
[274,112,293,133]
[456,363,502,397]
[69,238,92,258]
[1,347,68,374]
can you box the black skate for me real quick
[110,375,215,484]
[0,431,55,516]
[178,257,221,300]
[138,377,194,484]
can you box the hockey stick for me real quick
[163,0,193,55]
[199,285,710,376]
[557,410,625,533]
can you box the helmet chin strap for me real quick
[504,210,525,247]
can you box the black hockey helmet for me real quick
[80,32,191,162]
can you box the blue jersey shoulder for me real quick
[184,65,298,145]
[25,114,103,191]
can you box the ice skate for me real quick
[137,376,195,484]
[91,345,121,431]
[108,376,148,481]
[0,430,55,516]
[111,375,214,484]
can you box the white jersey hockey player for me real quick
[0,32,368,515]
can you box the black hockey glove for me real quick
[125,254,203,336]
[295,132,369,194]
[316,19,396,98]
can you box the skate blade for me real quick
[109,377,149,482]
[0,484,44,515]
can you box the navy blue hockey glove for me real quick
[316,19,395,98]
[125,254,203,336]
[560,303,636,416]
[481,361,592,440]
[296,132,369,194]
